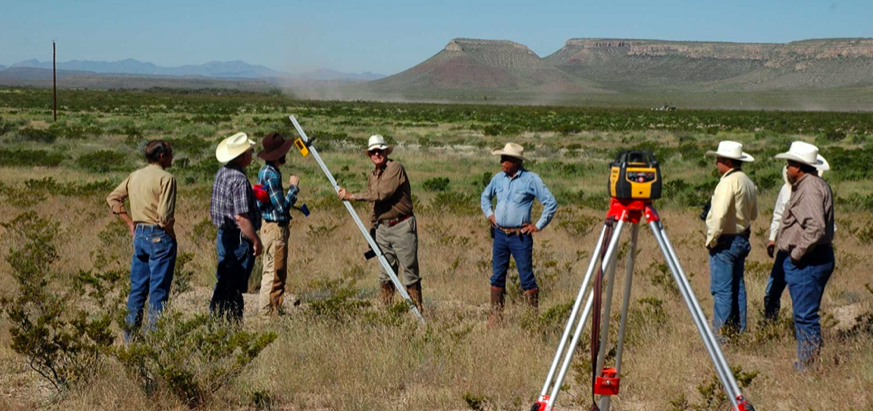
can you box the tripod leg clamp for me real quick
[593,368,621,396]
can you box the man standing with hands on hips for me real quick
[210,132,263,323]
[480,142,558,327]
[337,135,423,313]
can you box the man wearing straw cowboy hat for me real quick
[774,141,835,371]
[480,142,558,327]
[209,132,263,322]
[336,135,423,312]
[256,132,301,318]
[763,153,829,323]
[704,141,758,337]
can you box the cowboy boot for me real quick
[523,288,539,311]
[406,282,424,314]
[380,281,396,306]
[487,286,505,329]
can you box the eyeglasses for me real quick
[369,149,385,156]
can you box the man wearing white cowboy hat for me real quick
[763,153,829,323]
[480,142,558,327]
[337,135,423,312]
[209,132,263,323]
[774,141,835,371]
[703,141,758,337]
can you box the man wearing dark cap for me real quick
[256,132,301,317]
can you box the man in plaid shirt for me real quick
[210,132,263,323]
[256,132,300,317]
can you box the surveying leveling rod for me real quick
[288,116,425,324]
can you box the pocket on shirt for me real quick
[511,189,529,203]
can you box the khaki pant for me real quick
[259,221,290,317]
[375,216,421,286]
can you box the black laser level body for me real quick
[608,150,661,200]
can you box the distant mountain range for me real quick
[370,37,873,93]
[1,59,384,81]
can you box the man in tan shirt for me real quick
[337,135,421,312]
[106,140,177,341]
[703,141,758,337]
[774,142,835,371]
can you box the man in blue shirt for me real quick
[480,142,558,327]
[256,132,301,318]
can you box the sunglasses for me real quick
[369,149,385,156]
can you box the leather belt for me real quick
[496,226,524,235]
[381,215,412,227]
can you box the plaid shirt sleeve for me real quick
[264,169,298,216]
[232,179,251,217]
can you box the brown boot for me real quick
[523,288,539,310]
[380,281,396,306]
[487,286,505,329]
[406,282,424,314]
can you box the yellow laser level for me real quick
[608,150,661,200]
[294,138,310,156]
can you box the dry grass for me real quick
[1,107,872,410]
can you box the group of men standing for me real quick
[106,131,835,370]
[703,140,836,371]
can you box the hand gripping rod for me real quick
[289,116,425,324]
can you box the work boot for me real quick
[523,288,539,311]
[380,281,396,306]
[406,282,424,314]
[487,286,505,329]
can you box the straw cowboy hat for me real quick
[258,132,295,162]
[365,135,393,155]
[216,132,256,163]
[774,141,829,170]
[704,141,754,162]
[492,142,527,161]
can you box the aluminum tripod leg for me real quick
[648,220,746,410]
[597,223,640,411]
[289,116,424,324]
[542,217,627,411]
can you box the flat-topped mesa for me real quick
[444,38,538,56]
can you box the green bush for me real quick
[76,150,131,173]
[0,149,65,167]
[15,127,58,143]
[114,312,277,408]
[422,176,450,192]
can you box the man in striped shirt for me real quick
[256,132,300,317]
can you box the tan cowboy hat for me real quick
[704,141,754,162]
[492,142,527,161]
[216,132,255,163]
[774,141,829,170]
[364,135,393,155]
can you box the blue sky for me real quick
[1,0,870,75]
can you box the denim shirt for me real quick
[480,168,558,230]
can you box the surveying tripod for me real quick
[288,116,425,324]
[532,152,754,411]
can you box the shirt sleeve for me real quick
[106,175,131,215]
[705,178,733,248]
[157,175,176,229]
[353,163,405,202]
[232,180,252,217]
[790,187,827,261]
[769,184,790,242]
[533,175,558,230]
[265,173,297,216]
[480,175,496,218]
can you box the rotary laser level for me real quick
[608,150,661,200]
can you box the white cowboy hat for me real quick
[492,142,527,161]
[216,132,255,163]
[774,141,829,169]
[365,135,393,155]
[704,141,754,162]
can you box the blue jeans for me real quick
[491,229,537,291]
[126,225,177,340]
[708,234,750,335]
[210,228,256,323]
[763,250,789,321]
[785,245,834,365]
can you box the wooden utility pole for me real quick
[53,41,57,122]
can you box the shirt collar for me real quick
[791,173,811,190]
[225,162,244,172]
[720,168,741,180]
[505,167,525,180]
[373,159,391,175]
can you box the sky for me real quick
[1,0,871,76]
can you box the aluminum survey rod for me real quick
[657,223,743,397]
[598,223,640,411]
[648,222,738,409]
[547,217,626,410]
[539,225,608,398]
[289,116,424,324]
